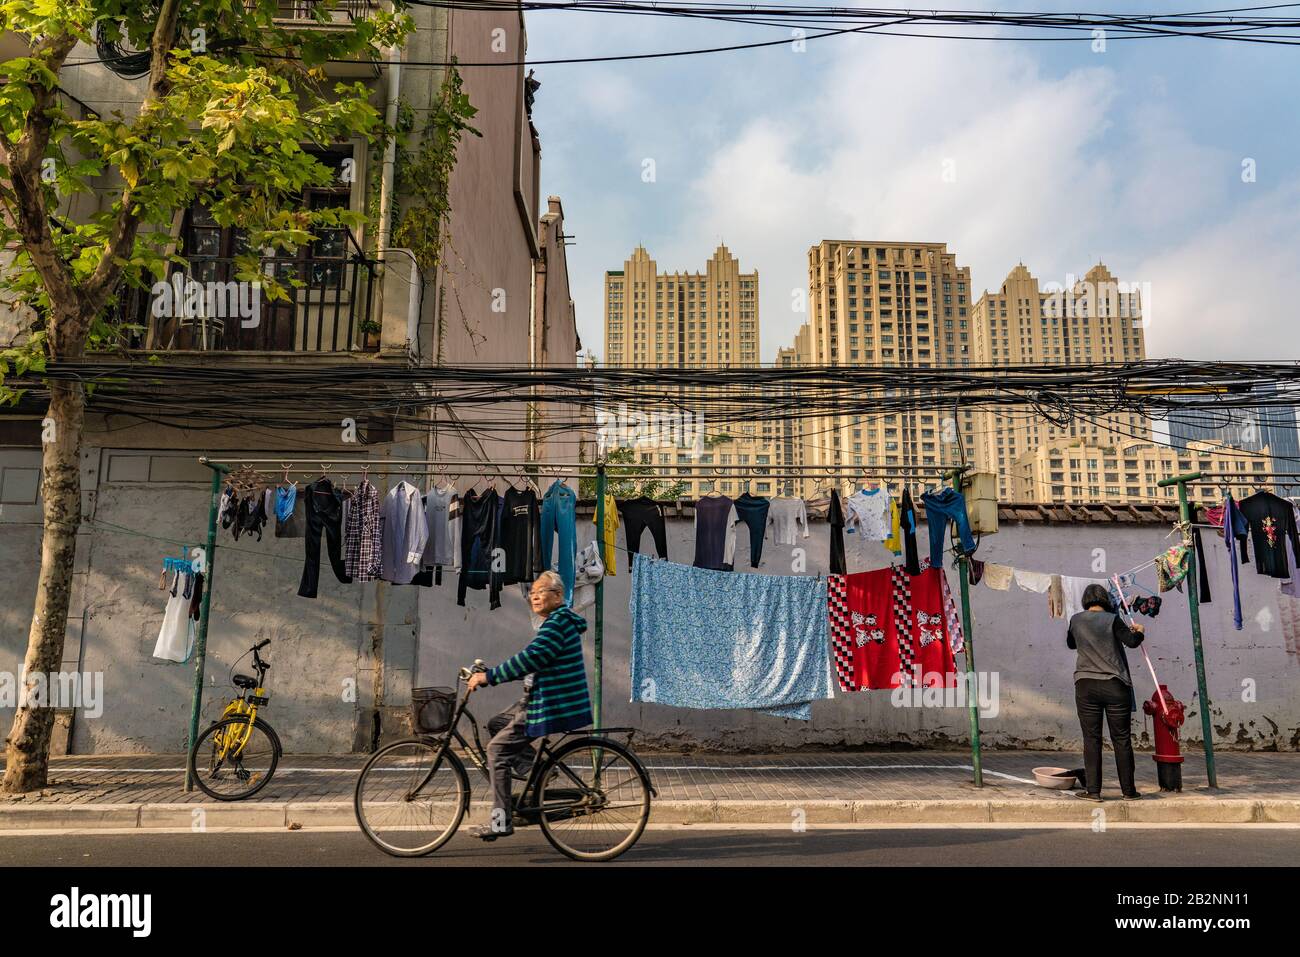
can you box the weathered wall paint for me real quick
[419,517,1300,753]
[4,494,1297,753]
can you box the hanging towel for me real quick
[984,562,1014,591]
[1014,568,1052,593]
[629,555,832,720]
[1155,544,1190,593]
[936,561,965,655]
[1062,575,1108,620]
[153,571,193,663]
[1047,574,1065,618]
[828,564,958,691]
[1279,580,1300,658]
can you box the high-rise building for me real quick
[971,263,1150,500]
[1166,381,1300,491]
[603,245,771,496]
[1013,439,1273,506]
[792,240,977,489]
[604,244,758,367]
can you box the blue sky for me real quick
[516,3,1300,364]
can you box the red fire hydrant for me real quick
[1142,685,1186,791]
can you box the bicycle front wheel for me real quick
[354,738,469,857]
[537,737,651,862]
[188,715,280,801]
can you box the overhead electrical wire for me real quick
[55,3,1300,72]
[11,358,1300,435]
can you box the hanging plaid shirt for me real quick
[344,480,382,581]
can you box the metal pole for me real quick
[956,555,983,788]
[593,463,606,731]
[947,468,983,788]
[1163,471,1218,787]
[186,462,226,791]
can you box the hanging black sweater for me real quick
[1237,491,1300,579]
[828,489,846,575]
[499,487,542,586]
[458,488,503,609]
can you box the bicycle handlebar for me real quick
[457,659,487,682]
[254,639,271,652]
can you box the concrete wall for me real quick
[419,514,1300,753]
[0,442,425,754]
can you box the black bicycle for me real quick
[354,660,655,861]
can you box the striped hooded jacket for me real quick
[487,606,592,736]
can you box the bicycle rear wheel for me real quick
[354,738,469,857]
[188,715,280,801]
[537,737,651,862]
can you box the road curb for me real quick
[2,798,1298,830]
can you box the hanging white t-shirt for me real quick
[767,497,810,545]
[845,489,892,541]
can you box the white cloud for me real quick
[668,34,1300,360]
[1135,179,1300,360]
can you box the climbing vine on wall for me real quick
[392,62,480,272]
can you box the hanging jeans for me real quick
[540,483,577,603]
[733,494,771,568]
[1075,677,1137,796]
[298,478,352,598]
[620,497,668,570]
[920,487,977,569]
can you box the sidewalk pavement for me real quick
[1,750,1297,830]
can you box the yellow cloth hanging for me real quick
[593,492,619,575]
[883,498,902,556]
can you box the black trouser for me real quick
[297,479,351,598]
[1075,677,1137,795]
[486,698,537,831]
[620,499,668,571]
[733,495,771,568]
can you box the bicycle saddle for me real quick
[233,674,258,689]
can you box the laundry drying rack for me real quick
[186,453,992,791]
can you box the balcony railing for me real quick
[123,239,379,354]
[258,1,380,22]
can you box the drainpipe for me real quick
[376,42,401,259]
[528,259,538,463]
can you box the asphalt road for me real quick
[3,827,1297,866]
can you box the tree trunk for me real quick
[2,379,85,792]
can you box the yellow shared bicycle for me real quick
[187,639,283,800]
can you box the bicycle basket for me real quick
[411,687,456,733]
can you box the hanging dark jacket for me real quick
[458,488,503,609]
[1237,491,1300,579]
[499,486,543,585]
